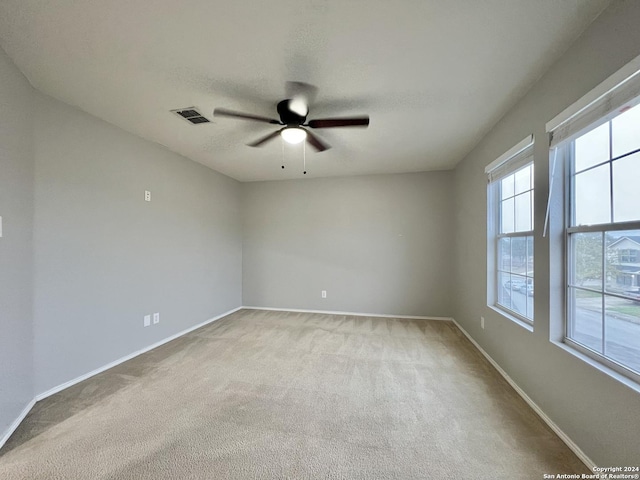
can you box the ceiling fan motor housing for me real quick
[277,99,307,125]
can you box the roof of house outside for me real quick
[609,236,640,249]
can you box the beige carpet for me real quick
[0,309,588,479]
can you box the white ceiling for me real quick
[0,0,610,182]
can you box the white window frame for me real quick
[486,136,535,327]
[547,53,640,385]
[562,132,640,384]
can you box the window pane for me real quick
[514,165,531,195]
[530,190,534,231]
[501,197,514,234]
[508,274,528,318]
[498,237,511,271]
[498,272,510,309]
[604,295,640,374]
[570,288,603,353]
[496,234,533,321]
[511,237,527,273]
[612,152,640,222]
[526,236,534,276]
[572,232,602,290]
[574,164,611,226]
[515,192,532,232]
[526,279,534,320]
[606,229,640,296]
[575,122,609,172]
[501,174,514,199]
[612,103,640,158]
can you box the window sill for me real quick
[551,340,640,395]
[488,305,534,332]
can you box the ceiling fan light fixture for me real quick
[281,127,307,145]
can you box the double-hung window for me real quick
[487,137,535,325]
[548,58,640,382]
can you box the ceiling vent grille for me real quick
[171,107,210,125]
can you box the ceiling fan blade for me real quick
[247,130,282,147]
[214,108,280,124]
[305,130,330,152]
[286,81,318,116]
[307,116,370,128]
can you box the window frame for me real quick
[486,138,535,327]
[545,53,640,390]
[562,115,640,384]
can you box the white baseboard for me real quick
[450,318,597,471]
[243,305,452,321]
[35,306,243,401]
[0,398,36,451]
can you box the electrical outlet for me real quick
[143,315,151,327]
[321,290,327,298]
[145,190,151,202]
[153,312,160,324]
[481,316,485,329]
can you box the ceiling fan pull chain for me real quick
[303,141,307,175]
[281,137,285,169]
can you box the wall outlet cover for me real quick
[144,315,151,327]
[153,312,160,324]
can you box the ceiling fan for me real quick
[213,82,369,152]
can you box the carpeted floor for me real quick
[0,309,589,479]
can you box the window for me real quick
[619,249,639,264]
[548,56,640,383]
[486,137,534,324]
[565,105,640,380]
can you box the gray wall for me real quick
[453,0,640,466]
[242,172,453,317]
[32,93,242,395]
[0,47,34,436]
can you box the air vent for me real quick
[171,107,211,125]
